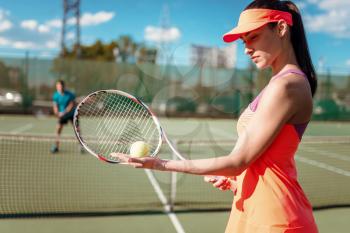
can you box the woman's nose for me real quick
[244,46,254,56]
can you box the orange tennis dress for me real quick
[225,69,318,233]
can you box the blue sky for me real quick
[0,0,349,73]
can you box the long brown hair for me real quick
[245,0,317,97]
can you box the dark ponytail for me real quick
[245,0,317,97]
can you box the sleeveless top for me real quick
[225,69,318,233]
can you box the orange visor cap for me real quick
[223,9,293,43]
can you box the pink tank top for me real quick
[225,69,318,233]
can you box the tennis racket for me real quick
[73,90,187,163]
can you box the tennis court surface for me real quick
[0,115,349,233]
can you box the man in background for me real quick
[51,80,76,153]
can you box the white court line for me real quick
[144,169,185,233]
[10,123,33,134]
[296,155,350,177]
[300,147,350,162]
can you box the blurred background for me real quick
[0,0,349,119]
[0,1,349,233]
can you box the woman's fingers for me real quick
[110,152,130,163]
[110,153,167,170]
[213,178,226,187]
[215,179,232,190]
[110,153,145,167]
[204,176,234,192]
[204,176,218,183]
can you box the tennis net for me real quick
[0,133,349,217]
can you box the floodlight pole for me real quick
[61,0,81,58]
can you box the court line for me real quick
[299,147,350,162]
[10,123,33,134]
[296,155,350,177]
[144,169,186,233]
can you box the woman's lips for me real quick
[251,56,258,62]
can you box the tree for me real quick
[56,35,157,63]
[51,36,158,97]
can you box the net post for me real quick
[168,139,178,212]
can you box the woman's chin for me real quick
[254,62,268,70]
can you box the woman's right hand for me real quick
[204,176,237,193]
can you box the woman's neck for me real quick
[271,42,299,75]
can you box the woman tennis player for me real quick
[115,0,318,232]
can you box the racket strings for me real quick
[79,94,115,140]
[81,94,118,144]
[97,95,135,154]
[80,94,130,154]
[77,92,160,160]
[90,94,138,155]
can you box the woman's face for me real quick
[241,24,282,69]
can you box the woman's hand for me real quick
[204,176,237,193]
[110,153,168,171]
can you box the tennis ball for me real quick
[130,141,150,157]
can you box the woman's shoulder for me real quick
[262,73,312,114]
[269,72,310,95]
[258,76,306,107]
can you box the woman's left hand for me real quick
[110,153,167,170]
[204,176,238,193]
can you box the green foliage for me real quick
[51,36,158,97]
[58,35,157,63]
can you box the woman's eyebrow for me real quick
[240,31,252,40]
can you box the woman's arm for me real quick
[115,79,298,176]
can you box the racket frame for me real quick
[73,90,185,163]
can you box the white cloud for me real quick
[346,59,350,66]
[41,11,114,31]
[12,41,36,49]
[0,8,115,52]
[0,9,12,32]
[21,20,51,34]
[0,34,55,49]
[317,0,350,9]
[79,11,115,26]
[144,26,181,43]
[0,37,10,46]
[38,24,50,33]
[0,20,12,32]
[0,34,60,50]
[304,0,350,38]
[21,20,38,30]
[66,32,75,40]
[45,40,59,49]
[0,36,50,50]
[45,19,62,28]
